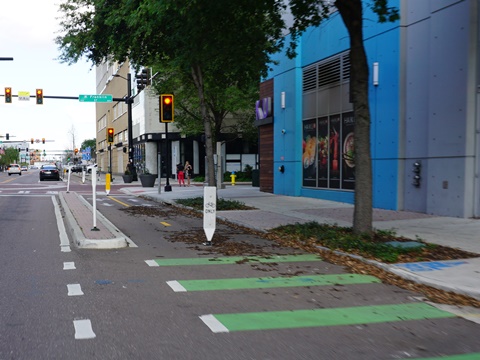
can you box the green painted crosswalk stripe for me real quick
[410,354,480,360]
[150,254,321,266]
[200,302,455,333]
[171,274,379,291]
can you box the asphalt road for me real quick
[1,170,480,359]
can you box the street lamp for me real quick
[113,73,137,181]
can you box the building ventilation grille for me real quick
[303,66,317,92]
[302,51,350,93]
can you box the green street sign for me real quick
[79,94,113,103]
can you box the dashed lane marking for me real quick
[67,284,84,296]
[106,196,131,207]
[73,319,96,339]
[160,221,171,227]
[63,262,76,270]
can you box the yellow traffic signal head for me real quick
[36,89,43,105]
[5,87,12,103]
[160,94,174,122]
[107,127,114,143]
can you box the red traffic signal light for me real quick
[74,148,79,155]
[160,94,174,122]
[107,127,114,143]
[5,87,12,103]
[36,89,43,105]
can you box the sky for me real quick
[0,1,96,157]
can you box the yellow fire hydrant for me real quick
[230,172,237,186]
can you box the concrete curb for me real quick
[59,192,129,249]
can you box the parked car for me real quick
[39,164,60,181]
[7,164,21,176]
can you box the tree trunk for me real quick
[191,64,216,186]
[336,0,373,235]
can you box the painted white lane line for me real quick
[53,195,71,252]
[67,284,84,296]
[73,319,96,339]
[166,281,187,292]
[199,315,229,333]
[145,260,158,267]
[63,262,76,270]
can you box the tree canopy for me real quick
[56,0,399,235]
[57,0,285,185]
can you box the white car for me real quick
[7,164,21,176]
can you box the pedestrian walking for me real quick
[184,161,192,186]
[176,163,185,186]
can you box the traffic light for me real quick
[160,94,174,122]
[107,127,114,143]
[31,138,34,144]
[74,148,79,155]
[42,138,45,144]
[5,87,12,103]
[36,89,43,105]
[6,133,9,140]
[136,68,150,92]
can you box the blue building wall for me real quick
[268,3,403,210]
[264,0,479,218]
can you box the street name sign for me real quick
[79,94,113,103]
[18,91,30,101]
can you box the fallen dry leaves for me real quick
[122,204,480,308]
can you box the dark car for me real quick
[39,165,60,181]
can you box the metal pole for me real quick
[164,122,172,191]
[127,73,137,181]
[109,145,112,179]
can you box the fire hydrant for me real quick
[230,172,237,186]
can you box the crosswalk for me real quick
[145,254,480,359]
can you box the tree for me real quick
[287,0,398,236]
[56,0,285,186]
[80,139,96,153]
[0,147,20,167]
[150,59,259,145]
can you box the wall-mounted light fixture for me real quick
[281,91,286,109]
[279,165,285,173]
[373,62,379,86]
[412,161,421,187]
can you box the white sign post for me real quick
[91,166,99,231]
[203,186,217,245]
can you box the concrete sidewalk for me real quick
[121,183,480,301]
[59,174,480,301]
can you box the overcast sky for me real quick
[0,1,96,156]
